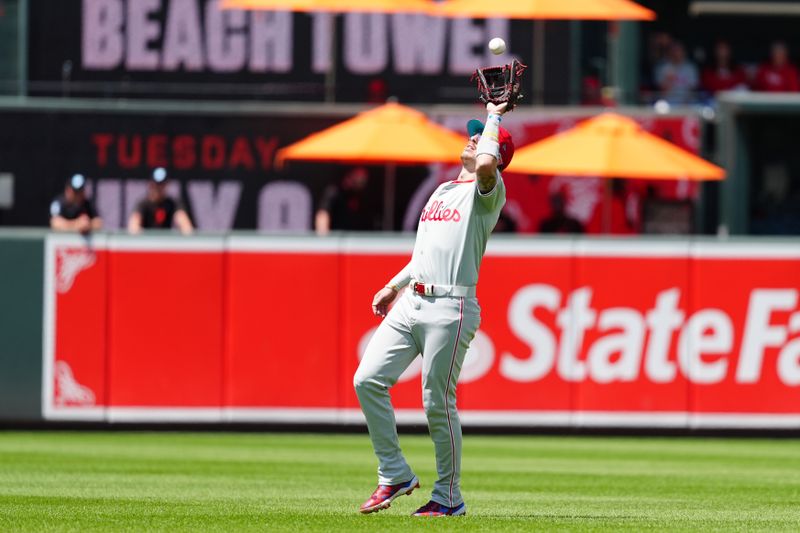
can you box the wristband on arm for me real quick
[475,113,502,160]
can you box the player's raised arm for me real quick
[475,102,508,193]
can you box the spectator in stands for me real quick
[367,78,389,104]
[128,168,193,235]
[701,40,749,96]
[753,41,800,92]
[493,208,518,233]
[586,179,637,235]
[643,32,675,97]
[539,191,584,234]
[315,167,381,234]
[648,32,675,74]
[654,42,699,104]
[49,174,103,234]
[581,75,604,106]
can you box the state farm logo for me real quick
[357,285,800,387]
[420,200,461,223]
[502,285,800,386]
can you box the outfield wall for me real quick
[2,232,790,429]
[0,231,44,420]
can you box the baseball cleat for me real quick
[412,500,467,516]
[359,476,420,514]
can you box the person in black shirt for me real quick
[315,167,381,235]
[539,190,585,234]
[128,168,193,235]
[49,174,103,234]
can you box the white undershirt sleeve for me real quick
[386,261,412,290]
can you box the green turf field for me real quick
[0,431,798,531]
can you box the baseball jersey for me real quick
[50,195,98,220]
[410,173,505,287]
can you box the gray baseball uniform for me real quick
[354,171,506,508]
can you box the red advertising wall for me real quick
[43,235,800,428]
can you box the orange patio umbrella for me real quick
[220,0,432,12]
[276,102,466,230]
[434,0,655,20]
[509,112,725,180]
[509,112,724,234]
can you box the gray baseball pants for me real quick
[353,290,480,508]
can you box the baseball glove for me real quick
[471,59,528,110]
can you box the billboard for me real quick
[27,0,557,103]
[43,234,800,428]
[0,106,432,230]
[0,105,700,234]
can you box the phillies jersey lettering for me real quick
[420,200,462,223]
[411,173,505,287]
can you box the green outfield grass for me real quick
[0,431,798,531]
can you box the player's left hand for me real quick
[371,287,398,318]
[487,102,508,115]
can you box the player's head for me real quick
[148,167,169,200]
[65,173,87,200]
[463,119,515,172]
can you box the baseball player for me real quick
[354,102,513,517]
[128,168,193,235]
[49,174,103,234]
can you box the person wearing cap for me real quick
[49,174,103,234]
[128,168,193,235]
[354,102,511,517]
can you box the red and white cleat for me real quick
[359,476,420,514]
[412,500,467,516]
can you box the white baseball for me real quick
[488,37,506,55]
